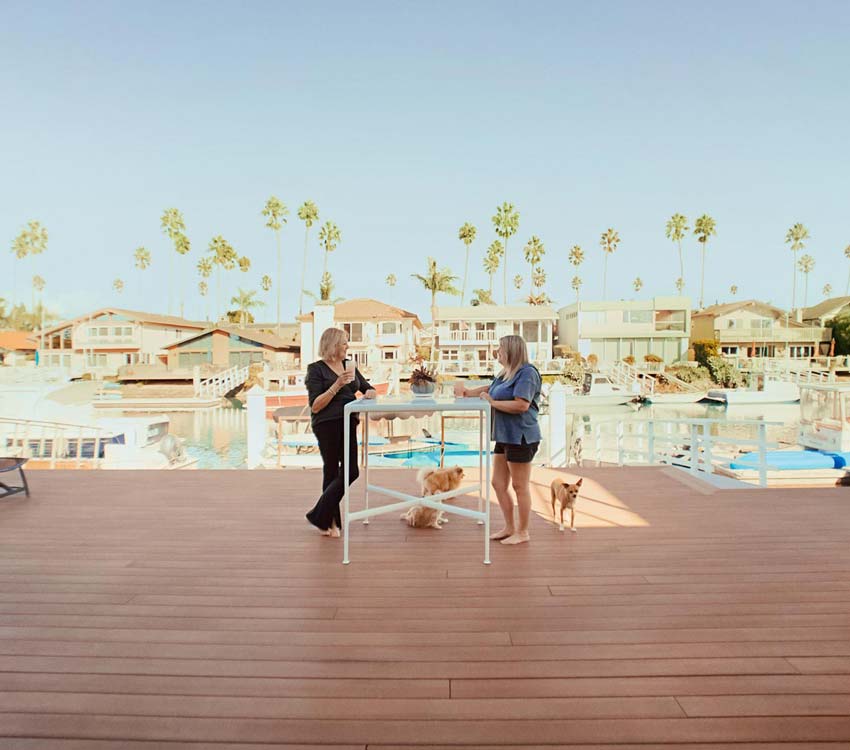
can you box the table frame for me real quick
[343,397,491,565]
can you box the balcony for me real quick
[77,332,141,349]
[715,327,830,343]
[439,329,498,344]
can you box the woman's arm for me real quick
[307,366,353,414]
[482,393,531,414]
[462,384,491,397]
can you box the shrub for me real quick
[644,353,663,364]
[827,314,849,356]
[561,359,584,385]
[668,364,711,384]
[706,356,744,388]
[622,355,635,365]
[587,353,598,371]
[692,339,719,368]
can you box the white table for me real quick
[343,396,492,565]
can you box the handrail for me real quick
[0,416,111,469]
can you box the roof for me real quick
[164,325,299,351]
[298,299,423,328]
[38,308,207,337]
[801,296,850,322]
[245,322,301,346]
[0,330,37,351]
[692,299,800,323]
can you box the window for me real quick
[442,349,459,360]
[625,310,652,324]
[89,327,98,337]
[343,323,363,342]
[726,318,739,329]
[749,319,772,330]
[382,349,397,360]
[655,310,686,332]
[381,322,399,335]
[581,311,607,325]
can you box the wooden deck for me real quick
[1,466,850,747]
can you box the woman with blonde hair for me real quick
[459,334,542,545]
[304,327,376,536]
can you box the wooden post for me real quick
[758,421,768,488]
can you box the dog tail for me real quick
[416,467,435,485]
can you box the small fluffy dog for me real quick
[401,466,465,529]
[550,476,582,533]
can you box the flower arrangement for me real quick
[409,358,438,395]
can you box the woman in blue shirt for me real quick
[459,335,541,545]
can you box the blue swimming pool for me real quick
[370,448,488,468]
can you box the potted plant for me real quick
[409,360,438,397]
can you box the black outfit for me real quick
[304,360,373,531]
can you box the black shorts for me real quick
[494,439,539,463]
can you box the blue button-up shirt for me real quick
[488,363,542,445]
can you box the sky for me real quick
[1,0,849,325]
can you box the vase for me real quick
[410,382,436,398]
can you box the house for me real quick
[0,330,37,366]
[35,308,207,376]
[298,299,423,371]
[801,297,850,327]
[691,299,831,359]
[163,325,299,369]
[433,304,557,374]
[557,296,691,365]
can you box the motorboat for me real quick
[706,375,799,405]
[563,372,637,408]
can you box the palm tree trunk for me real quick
[699,243,707,309]
[299,227,309,316]
[431,291,437,363]
[502,239,508,305]
[462,246,470,306]
[276,229,282,337]
[11,261,17,309]
[168,251,173,315]
[791,252,797,311]
[488,271,493,297]
[603,256,608,299]
[678,240,684,288]
[323,249,328,275]
[216,267,221,323]
[804,274,809,309]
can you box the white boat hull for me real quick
[564,395,634,408]
[646,392,708,404]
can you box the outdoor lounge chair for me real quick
[0,457,29,499]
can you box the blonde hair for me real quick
[497,334,529,381]
[318,327,348,360]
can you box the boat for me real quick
[563,372,637,408]
[706,374,799,405]
[644,391,708,405]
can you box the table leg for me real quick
[484,406,491,565]
[343,414,351,565]
[363,416,370,525]
[477,411,484,523]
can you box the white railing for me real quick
[196,364,250,398]
[440,329,498,343]
[0,417,112,469]
[568,417,781,488]
[432,358,568,376]
[607,361,655,396]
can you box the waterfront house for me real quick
[801,296,850,327]
[35,308,206,376]
[0,330,37,366]
[691,299,831,359]
[163,326,299,369]
[433,304,557,374]
[298,299,423,371]
[557,296,691,365]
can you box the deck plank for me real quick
[0,467,849,746]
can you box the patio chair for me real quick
[0,457,29,499]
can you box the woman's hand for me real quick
[335,370,355,389]
[480,392,493,404]
[363,389,377,399]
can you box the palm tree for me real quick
[823,283,833,298]
[528,267,549,305]
[318,221,341,277]
[676,277,685,294]
[261,275,272,293]
[571,275,582,302]
[693,214,717,309]
[113,278,124,294]
[599,228,620,298]
[197,257,213,321]
[161,208,190,316]
[134,247,151,270]
[523,236,545,299]
[32,275,46,350]
[785,222,809,311]
[296,201,319,316]
[457,222,477,305]
[665,213,689,292]
[31,275,45,328]
[568,245,584,268]
[492,202,520,304]
[262,197,289,335]
[411,257,460,343]
[483,241,503,298]
[633,277,643,293]
[730,284,738,296]
[238,256,251,273]
[845,245,850,295]
[207,236,237,321]
[10,220,47,307]
[513,274,524,291]
[230,288,265,326]
[798,254,815,308]
[385,274,397,287]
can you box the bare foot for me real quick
[319,528,332,537]
[490,528,515,541]
[501,531,530,545]
[329,526,341,538]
